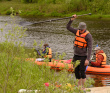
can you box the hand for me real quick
[71,14,77,21]
[85,59,89,66]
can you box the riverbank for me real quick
[0,1,110,20]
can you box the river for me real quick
[0,15,110,87]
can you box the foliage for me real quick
[19,0,110,14]
[0,0,110,17]
[21,0,32,3]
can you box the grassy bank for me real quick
[0,0,110,19]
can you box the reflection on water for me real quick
[0,16,110,87]
[87,74,110,87]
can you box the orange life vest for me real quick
[96,53,106,66]
[74,30,89,48]
[44,48,52,59]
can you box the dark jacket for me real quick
[66,20,92,60]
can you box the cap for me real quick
[94,47,101,51]
[78,22,86,30]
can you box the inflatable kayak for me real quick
[86,65,110,75]
[26,58,110,75]
[26,58,74,72]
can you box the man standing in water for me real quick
[66,14,92,91]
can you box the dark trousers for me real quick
[72,55,87,79]
[49,58,51,62]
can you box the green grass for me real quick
[0,0,110,19]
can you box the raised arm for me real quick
[66,14,78,34]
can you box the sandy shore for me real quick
[86,86,110,93]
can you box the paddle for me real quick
[19,13,91,26]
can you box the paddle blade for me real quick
[19,21,34,26]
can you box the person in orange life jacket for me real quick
[90,46,107,67]
[36,44,52,62]
[66,14,92,91]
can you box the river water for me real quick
[0,15,110,87]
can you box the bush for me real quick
[5,10,12,15]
